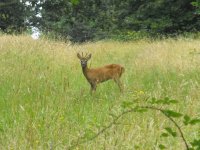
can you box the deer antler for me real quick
[85,52,89,58]
[77,52,91,60]
[77,52,84,59]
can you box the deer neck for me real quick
[81,65,90,80]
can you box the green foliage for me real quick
[150,97,178,105]
[1,0,200,41]
[119,97,199,150]
[184,115,200,125]
[161,133,169,137]
[164,127,177,137]
[191,0,200,14]
[121,101,133,109]
[70,0,80,5]
[184,115,192,125]
[0,0,30,33]
[33,0,200,42]
[71,96,199,149]
[163,110,183,118]
[191,139,200,150]
[159,144,166,149]
[111,30,149,41]
[69,96,199,149]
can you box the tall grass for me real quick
[0,35,199,149]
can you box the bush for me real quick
[110,30,149,41]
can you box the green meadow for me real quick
[0,35,199,149]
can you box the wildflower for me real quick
[139,90,145,95]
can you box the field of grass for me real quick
[0,35,200,149]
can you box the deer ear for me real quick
[87,54,92,60]
[77,53,81,59]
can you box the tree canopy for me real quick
[0,0,199,42]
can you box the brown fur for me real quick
[77,53,125,94]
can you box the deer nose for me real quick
[81,61,87,66]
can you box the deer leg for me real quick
[90,83,97,94]
[114,78,123,92]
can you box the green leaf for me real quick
[162,97,178,105]
[163,110,183,118]
[134,106,148,113]
[163,97,170,101]
[191,2,199,7]
[121,101,133,109]
[150,97,178,105]
[189,119,200,125]
[161,133,169,137]
[134,145,140,149]
[168,100,178,104]
[70,0,79,5]
[159,144,166,149]
[165,127,177,137]
[150,97,157,104]
[190,139,200,149]
[183,115,191,125]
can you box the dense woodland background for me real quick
[0,0,200,42]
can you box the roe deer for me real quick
[77,52,125,94]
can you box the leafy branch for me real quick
[141,106,189,150]
[67,108,135,150]
[66,97,199,150]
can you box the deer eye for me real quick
[81,60,86,64]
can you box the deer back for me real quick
[86,64,125,83]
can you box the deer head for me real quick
[77,52,91,68]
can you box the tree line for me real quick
[0,0,200,42]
